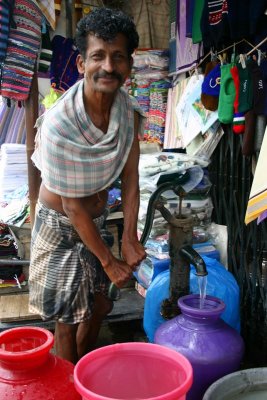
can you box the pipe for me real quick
[179,244,207,276]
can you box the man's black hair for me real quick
[75,7,139,59]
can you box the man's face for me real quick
[77,33,132,94]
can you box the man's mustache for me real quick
[93,71,123,82]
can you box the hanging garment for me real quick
[201,61,220,111]
[226,0,250,41]
[218,63,236,124]
[176,0,203,74]
[192,0,205,43]
[248,0,267,37]
[38,24,52,73]
[186,0,195,38]
[0,0,15,67]
[50,35,79,92]
[245,125,267,224]
[201,0,230,48]
[0,0,42,102]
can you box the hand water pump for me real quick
[109,170,207,318]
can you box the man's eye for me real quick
[92,54,103,60]
[114,54,125,60]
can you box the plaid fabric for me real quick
[29,201,111,324]
[0,0,42,101]
[32,79,146,197]
[36,0,56,30]
[122,0,169,49]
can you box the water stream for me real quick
[197,275,207,308]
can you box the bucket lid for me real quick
[0,327,54,369]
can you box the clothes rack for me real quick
[191,37,267,74]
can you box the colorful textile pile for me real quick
[131,49,171,144]
[148,80,171,143]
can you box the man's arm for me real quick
[61,197,133,287]
[120,111,146,269]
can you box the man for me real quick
[29,7,146,364]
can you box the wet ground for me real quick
[95,319,148,349]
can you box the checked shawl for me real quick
[32,79,145,198]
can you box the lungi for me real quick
[29,201,111,324]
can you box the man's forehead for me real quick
[87,32,128,49]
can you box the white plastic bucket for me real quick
[203,368,267,399]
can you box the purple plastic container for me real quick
[154,294,245,400]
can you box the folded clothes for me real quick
[139,152,196,177]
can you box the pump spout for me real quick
[179,244,208,276]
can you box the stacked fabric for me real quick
[131,49,170,144]
[148,80,171,143]
[0,144,28,202]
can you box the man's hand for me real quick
[102,255,133,288]
[121,239,147,271]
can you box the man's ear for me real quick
[76,54,85,74]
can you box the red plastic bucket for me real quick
[74,342,193,400]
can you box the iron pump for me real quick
[109,171,208,318]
